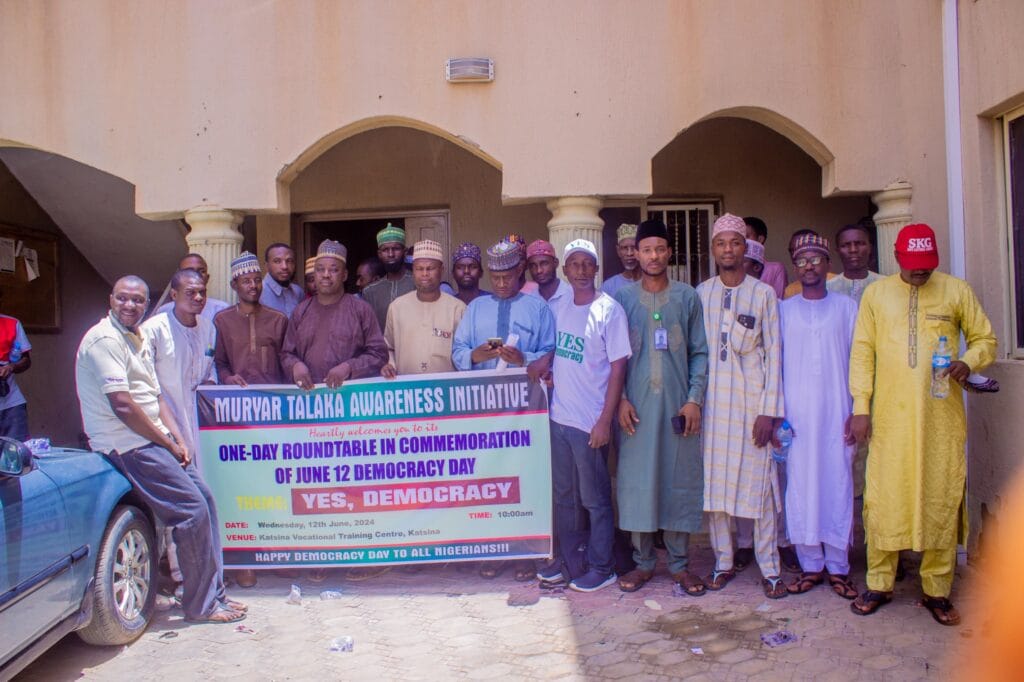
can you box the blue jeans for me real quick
[0,403,28,442]
[550,421,615,576]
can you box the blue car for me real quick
[0,437,156,678]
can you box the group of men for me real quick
[72,211,995,627]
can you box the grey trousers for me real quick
[108,443,225,620]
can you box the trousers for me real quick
[108,443,226,620]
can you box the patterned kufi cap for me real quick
[791,234,830,259]
[412,239,444,263]
[316,239,348,265]
[616,223,638,242]
[744,239,765,265]
[486,240,523,272]
[304,257,317,275]
[230,251,261,280]
[376,223,406,247]
[712,213,747,239]
[452,242,482,265]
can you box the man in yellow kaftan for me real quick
[849,223,996,626]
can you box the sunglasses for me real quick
[794,255,826,268]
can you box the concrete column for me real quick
[546,196,604,285]
[872,181,913,276]
[184,204,244,302]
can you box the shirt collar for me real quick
[107,311,144,349]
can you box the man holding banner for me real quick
[540,238,630,592]
[382,239,465,378]
[452,238,555,580]
[281,239,388,390]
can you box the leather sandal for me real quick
[763,576,788,599]
[921,595,961,626]
[617,568,654,592]
[705,568,736,591]
[828,573,858,600]
[786,570,825,594]
[851,590,892,616]
[671,570,706,597]
[186,605,246,624]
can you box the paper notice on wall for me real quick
[22,247,39,282]
[0,238,14,273]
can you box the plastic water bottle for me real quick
[8,342,21,363]
[931,336,951,399]
[772,421,793,463]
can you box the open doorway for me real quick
[299,210,450,292]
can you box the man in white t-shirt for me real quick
[539,239,631,592]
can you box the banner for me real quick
[196,369,552,568]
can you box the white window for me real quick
[1002,105,1024,355]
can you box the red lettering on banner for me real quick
[291,477,521,514]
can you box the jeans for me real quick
[0,403,28,442]
[108,443,226,620]
[550,421,615,576]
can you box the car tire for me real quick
[77,505,156,645]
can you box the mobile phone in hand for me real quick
[671,415,685,434]
[487,337,504,349]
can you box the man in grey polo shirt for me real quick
[75,275,247,624]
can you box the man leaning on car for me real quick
[74,275,249,625]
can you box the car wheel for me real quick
[78,505,156,645]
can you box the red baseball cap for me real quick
[894,223,939,270]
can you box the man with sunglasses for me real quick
[778,235,860,600]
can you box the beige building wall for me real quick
[956,0,1024,548]
[0,0,947,222]
[0,161,111,446]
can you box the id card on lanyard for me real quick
[653,311,668,350]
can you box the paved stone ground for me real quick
[17,535,971,681]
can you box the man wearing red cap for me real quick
[849,223,996,625]
[525,239,572,306]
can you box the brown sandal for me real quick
[186,605,246,624]
[851,590,892,616]
[763,576,788,599]
[921,595,961,626]
[705,568,736,591]
[828,573,857,600]
[671,570,706,596]
[787,571,825,594]
[617,568,654,592]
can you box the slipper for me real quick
[671,570,706,597]
[763,576,788,599]
[921,595,961,626]
[617,568,654,593]
[786,571,825,595]
[221,598,248,613]
[705,568,736,591]
[186,605,247,625]
[850,590,892,616]
[828,573,857,600]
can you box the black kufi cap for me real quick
[636,218,668,245]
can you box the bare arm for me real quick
[105,391,184,462]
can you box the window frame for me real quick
[1002,104,1024,356]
